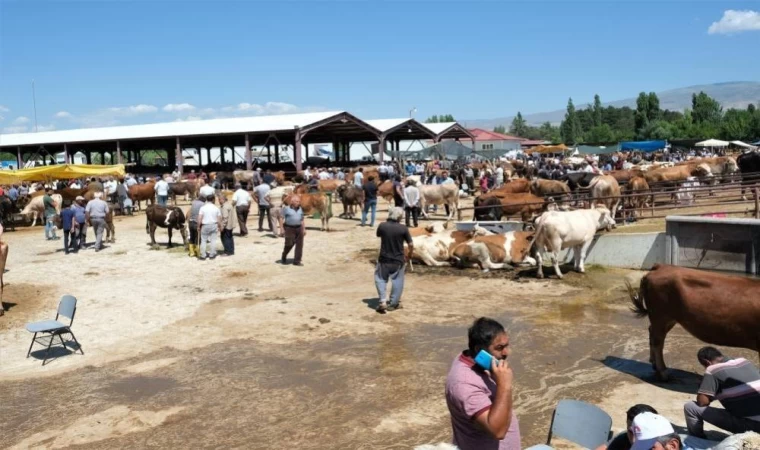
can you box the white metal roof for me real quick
[365,118,409,132]
[0,111,343,147]
[422,122,458,135]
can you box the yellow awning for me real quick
[525,144,569,154]
[0,164,125,184]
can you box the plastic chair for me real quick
[545,399,612,449]
[26,295,84,365]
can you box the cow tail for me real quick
[628,277,648,318]
[145,213,149,235]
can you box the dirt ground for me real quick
[0,199,754,449]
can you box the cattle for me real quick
[529,179,571,202]
[588,175,621,215]
[282,192,331,231]
[377,180,395,203]
[560,172,598,192]
[169,181,198,205]
[626,176,650,218]
[680,156,738,179]
[644,163,712,204]
[54,187,90,203]
[629,264,760,381]
[606,169,644,185]
[495,192,547,223]
[410,225,492,266]
[233,170,256,189]
[450,231,536,272]
[419,183,460,220]
[335,184,364,219]
[0,239,8,316]
[408,221,450,238]
[737,151,760,200]
[21,194,62,226]
[128,181,156,211]
[145,204,189,249]
[533,206,616,279]
[473,196,504,221]
[273,171,286,186]
[210,171,235,190]
[480,178,531,199]
[295,179,346,195]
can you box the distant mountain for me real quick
[464,81,760,130]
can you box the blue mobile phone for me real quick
[474,350,494,370]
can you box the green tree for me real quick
[691,92,722,125]
[637,120,672,140]
[560,98,582,145]
[647,92,661,122]
[593,94,602,127]
[539,122,561,142]
[425,114,455,123]
[720,109,752,140]
[584,124,615,144]
[425,115,439,123]
[509,112,528,137]
[635,92,650,132]
[493,125,507,134]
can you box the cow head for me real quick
[692,163,713,178]
[595,206,617,231]
[510,232,536,265]
[723,157,738,173]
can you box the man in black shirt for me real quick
[375,207,413,314]
[361,175,378,227]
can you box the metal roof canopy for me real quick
[423,122,475,141]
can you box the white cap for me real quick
[630,413,675,450]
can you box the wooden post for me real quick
[116,141,122,165]
[176,137,183,175]
[754,188,759,219]
[378,135,385,162]
[63,143,70,164]
[275,145,280,164]
[295,128,303,172]
[16,146,23,169]
[245,133,252,170]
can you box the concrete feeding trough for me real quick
[455,221,524,234]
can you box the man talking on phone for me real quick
[445,317,520,449]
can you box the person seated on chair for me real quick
[684,346,760,438]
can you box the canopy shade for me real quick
[576,144,620,155]
[619,140,667,152]
[0,164,125,184]
[695,139,729,147]
[730,140,757,149]
[525,144,569,154]
[404,141,475,160]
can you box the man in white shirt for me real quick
[197,195,222,260]
[104,177,118,203]
[318,169,330,181]
[303,166,312,181]
[336,170,345,181]
[125,174,137,188]
[403,180,421,227]
[154,177,170,206]
[253,182,273,233]
[495,166,504,188]
[199,179,215,198]
[231,183,252,236]
[353,168,364,187]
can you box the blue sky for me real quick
[1,0,759,133]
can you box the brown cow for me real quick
[480,178,531,199]
[474,192,546,223]
[377,180,395,202]
[588,175,621,215]
[626,176,650,218]
[273,171,286,186]
[169,181,198,205]
[630,264,760,380]
[335,184,363,219]
[644,163,712,185]
[607,168,643,184]
[529,179,571,201]
[128,181,156,211]
[282,192,331,231]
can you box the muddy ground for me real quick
[0,201,753,449]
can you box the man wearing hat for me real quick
[629,412,685,450]
[232,183,252,237]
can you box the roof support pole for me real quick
[245,133,252,170]
[275,145,280,165]
[266,144,272,164]
[378,135,385,163]
[64,143,70,164]
[16,146,23,168]
[176,136,183,175]
[294,127,303,172]
[116,141,122,165]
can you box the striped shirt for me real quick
[699,357,760,421]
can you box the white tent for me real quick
[730,140,758,150]
[695,139,729,147]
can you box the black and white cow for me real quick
[145,204,188,249]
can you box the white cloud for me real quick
[708,10,760,34]
[3,126,28,134]
[222,101,300,115]
[107,104,158,115]
[163,103,196,112]
[55,111,72,119]
[0,105,9,113]
[37,124,56,132]
[13,116,30,125]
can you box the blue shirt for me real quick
[282,206,304,227]
[72,205,86,224]
[7,188,18,201]
[60,208,76,231]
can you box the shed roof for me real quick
[0,111,344,147]
[468,128,524,141]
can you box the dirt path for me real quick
[0,207,751,448]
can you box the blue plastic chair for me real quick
[545,399,612,449]
[26,295,84,365]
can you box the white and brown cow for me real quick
[533,206,616,279]
[450,231,536,272]
[588,175,621,215]
[410,224,492,266]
